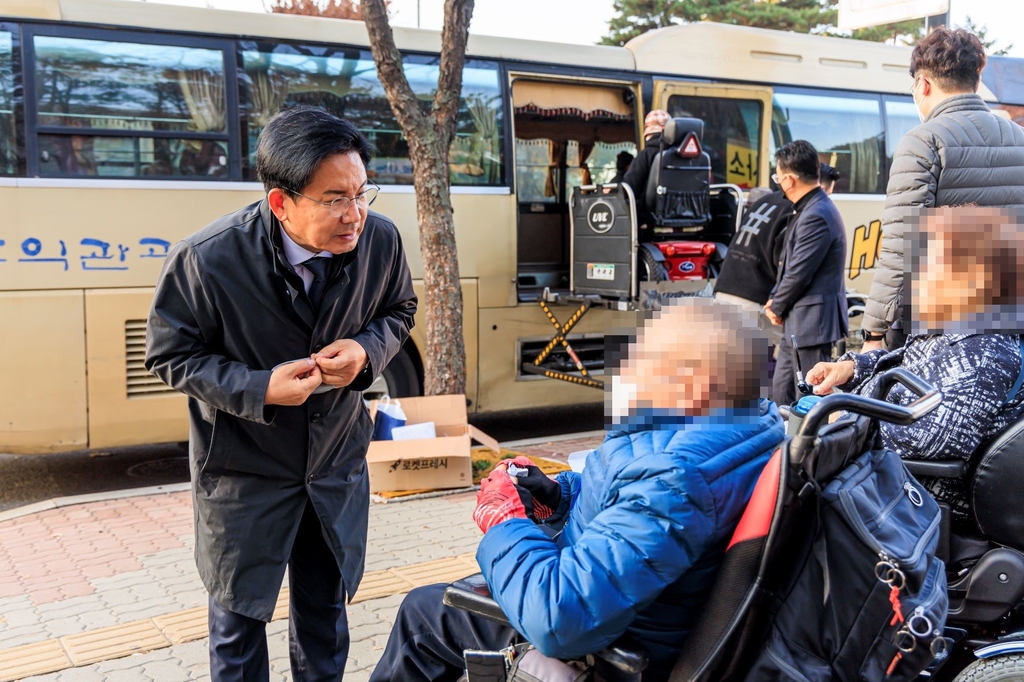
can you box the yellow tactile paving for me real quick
[61,619,170,666]
[0,552,482,680]
[394,555,481,586]
[350,570,417,603]
[271,587,291,621]
[152,606,208,645]
[0,638,70,681]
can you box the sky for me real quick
[130,0,1024,58]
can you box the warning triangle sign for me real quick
[680,134,701,157]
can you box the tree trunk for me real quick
[408,134,466,396]
[361,0,472,397]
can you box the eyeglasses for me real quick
[771,173,794,185]
[288,183,380,218]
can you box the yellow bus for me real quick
[1,0,1021,453]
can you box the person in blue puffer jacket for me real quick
[368,299,785,682]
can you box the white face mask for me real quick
[609,373,638,421]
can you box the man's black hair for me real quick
[775,140,820,184]
[255,105,374,194]
[911,27,986,93]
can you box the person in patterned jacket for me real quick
[806,207,1024,524]
[809,334,1024,523]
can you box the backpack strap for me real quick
[1004,336,1024,407]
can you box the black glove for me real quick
[503,457,562,521]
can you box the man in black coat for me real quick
[713,188,793,316]
[765,140,848,407]
[145,107,417,682]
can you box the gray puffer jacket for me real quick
[863,94,1024,333]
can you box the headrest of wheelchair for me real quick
[971,414,1024,550]
[663,117,704,148]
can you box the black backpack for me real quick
[668,369,950,682]
[743,444,948,681]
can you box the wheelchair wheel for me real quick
[953,654,1024,681]
[639,248,669,283]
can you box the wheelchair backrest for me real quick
[971,412,1024,550]
[644,117,712,231]
[671,414,876,681]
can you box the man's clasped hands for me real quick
[265,339,369,406]
[473,457,563,533]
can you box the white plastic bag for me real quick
[372,396,407,441]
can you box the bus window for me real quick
[33,35,229,178]
[0,29,14,175]
[883,96,919,167]
[771,90,884,194]
[239,45,504,186]
[516,138,559,203]
[666,95,761,188]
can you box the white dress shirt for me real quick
[279,226,333,295]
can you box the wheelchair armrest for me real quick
[904,459,966,479]
[444,573,511,626]
[446,574,649,674]
[593,635,649,675]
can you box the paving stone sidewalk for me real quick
[1,433,603,681]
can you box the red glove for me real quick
[473,469,527,533]
[500,456,560,521]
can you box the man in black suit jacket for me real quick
[765,141,848,406]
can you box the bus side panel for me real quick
[475,305,634,413]
[0,290,88,453]
[830,196,885,297]
[84,288,187,449]
[385,192,517,311]
[405,279,479,409]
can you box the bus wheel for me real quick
[639,248,669,283]
[364,345,422,401]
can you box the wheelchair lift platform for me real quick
[518,291,621,391]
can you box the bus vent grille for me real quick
[125,319,176,399]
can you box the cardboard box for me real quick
[366,394,500,493]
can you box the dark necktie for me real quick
[304,256,331,311]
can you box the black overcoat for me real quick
[769,187,848,348]
[145,200,417,621]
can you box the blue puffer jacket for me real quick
[476,400,784,680]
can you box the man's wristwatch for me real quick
[860,330,886,343]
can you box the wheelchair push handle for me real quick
[795,367,941,441]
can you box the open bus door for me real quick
[651,82,773,194]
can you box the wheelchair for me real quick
[902,414,1024,681]
[569,117,744,303]
[444,368,960,681]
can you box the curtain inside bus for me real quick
[239,44,504,186]
[32,35,229,178]
[0,30,13,176]
[771,90,884,194]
